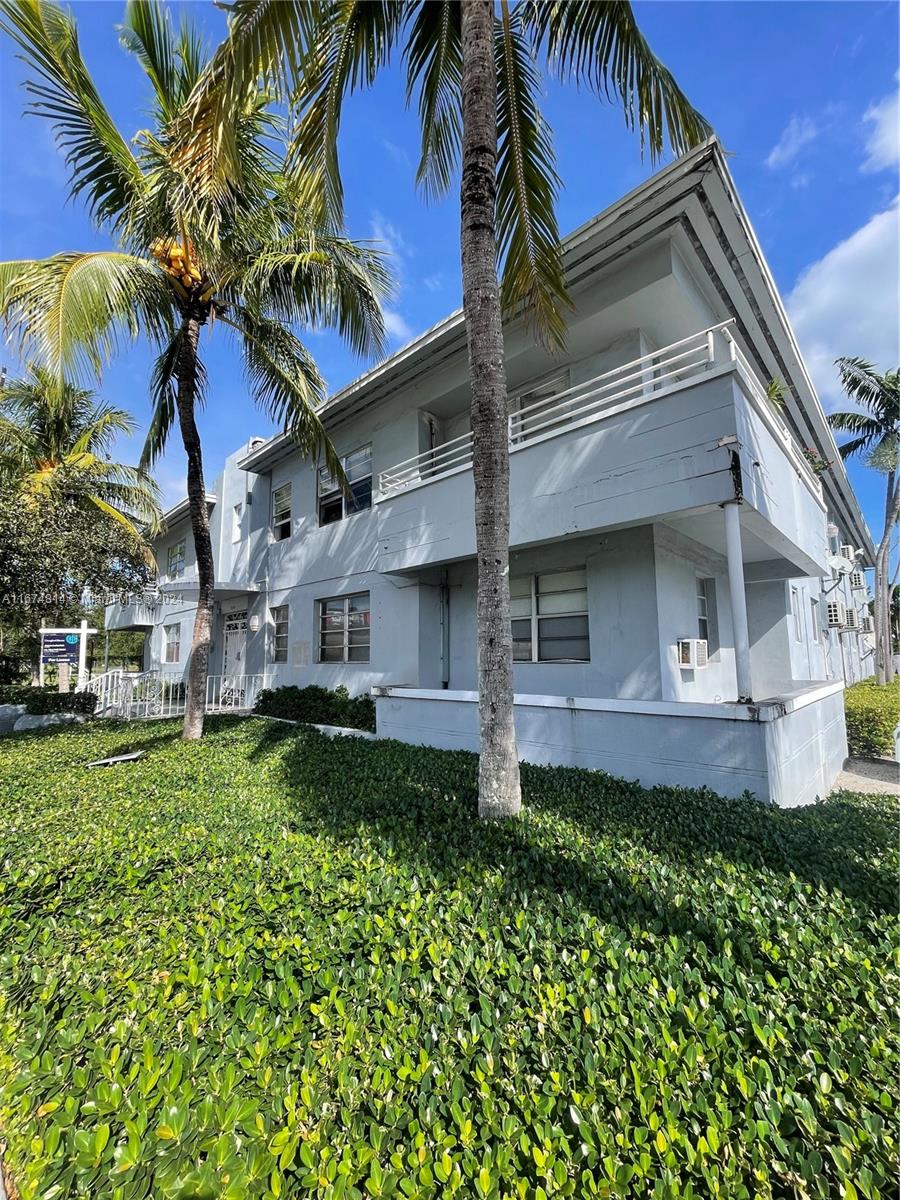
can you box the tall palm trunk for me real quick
[460,0,521,819]
[874,469,898,685]
[175,314,214,739]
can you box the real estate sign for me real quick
[41,632,80,665]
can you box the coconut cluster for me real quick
[150,238,213,302]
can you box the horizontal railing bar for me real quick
[378,428,474,477]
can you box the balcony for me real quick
[105,598,159,631]
[375,322,825,575]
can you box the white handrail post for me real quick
[724,500,753,703]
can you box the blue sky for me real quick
[1,1,898,552]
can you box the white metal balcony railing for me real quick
[78,670,271,720]
[377,321,822,501]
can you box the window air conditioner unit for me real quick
[849,571,865,590]
[840,543,855,560]
[844,608,859,631]
[861,615,874,634]
[826,601,846,628]
[677,638,709,669]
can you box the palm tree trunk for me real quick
[460,0,521,819]
[875,469,898,685]
[174,315,214,739]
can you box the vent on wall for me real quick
[861,615,874,634]
[849,571,866,590]
[844,608,859,630]
[826,601,846,628]
[677,638,709,669]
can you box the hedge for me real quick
[0,684,98,714]
[0,718,895,1199]
[844,680,900,757]
[254,683,376,732]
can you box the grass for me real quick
[0,717,896,1200]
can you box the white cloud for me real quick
[383,140,412,170]
[383,308,414,345]
[765,115,819,170]
[787,197,900,410]
[370,212,412,262]
[861,73,899,173]
[423,272,444,293]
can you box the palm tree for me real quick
[186,0,709,815]
[0,0,387,739]
[0,365,161,543]
[829,357,899,684]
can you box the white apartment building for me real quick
[106,140,875,806]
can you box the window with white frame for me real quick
[318,592,370,662]
[696,576,719,653]
[318,445,372,525]
[511,568,590,662]
[163,622,181,664]
[166,539,185,580]
[509,371,570,441]
[809,597,820,642]
[791,586,803,641]
[232,502,243,542]
[270,604,289,663]
[272,483,292,541]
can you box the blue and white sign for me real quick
[41,632,80,665]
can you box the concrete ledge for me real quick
[11,712,90,733]
[256,714,377,740]
[0,704,26,734]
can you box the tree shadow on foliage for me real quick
[246,722,895,975]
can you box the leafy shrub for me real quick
[0,683,39,706]
[19,688,98,715]
[254,682,376,732]
[0,718,895,1199]
[845,680,900,757]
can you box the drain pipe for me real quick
[724,500,753,703]
[440,570,450,688]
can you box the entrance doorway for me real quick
[222,611,248,682]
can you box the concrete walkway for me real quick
[832,757,899,796]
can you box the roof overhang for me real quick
[237,138,873,559]
[161,493,216,529]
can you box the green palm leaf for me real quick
[404,0,462,201]
[0,0,144,229]
[496,2,568,347]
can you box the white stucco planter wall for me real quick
[11,712,90,733]
[374,683,846,808]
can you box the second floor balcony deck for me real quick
[374,322,826,576]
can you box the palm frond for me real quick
[496,3,568,347]
[289,1,403,225]
[241,230,389,359]
[223,307,343,483]
[404,0,462,200]
[118,0,179,125]
[0,252,173,381]
[836,356,899,420]
[0,0,144,229]
[524,0,711,161]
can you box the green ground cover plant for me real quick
[254,685,376,733]
[0,718,896,1200]
[844,680,900,757]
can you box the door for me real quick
[222,611,248,683]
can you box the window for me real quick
[810,598,820,642]
[318,445,372,525]
[166,539,185,580]
[791,586,803,641]
[318,592,370,662]
[270,605,289,663]
[511,568,590,662]
[272,483,292,541]
[509,372,570,441]
[696,576,718,653]
[232,502,243,542]
[164,622,180,664]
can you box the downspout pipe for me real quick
[440,570,450,689]
[724,500,753,703]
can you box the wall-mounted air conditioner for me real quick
[677,638,709,669]
[826,601,846,628]
[840,543,856,560]
[861,615,874,634]
[849,571,866,590]
[844,608,859,631]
